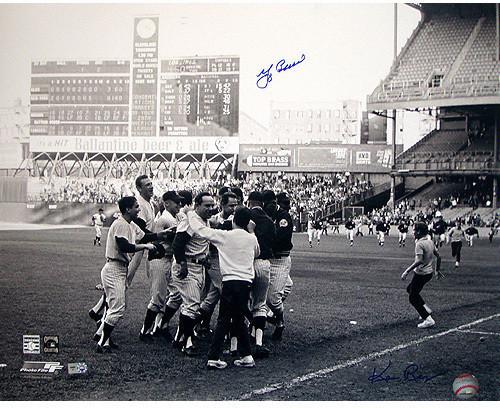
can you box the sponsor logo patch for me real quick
[23,335,41,354]
[20,361,63,379]
[43,335,59,353]
[68,362,88,375]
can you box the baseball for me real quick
[453,373,479,399]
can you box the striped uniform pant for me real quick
[346,229,354,241]
[127,250,151,281]
[251,259,271,318]
[200,254,222,315]
[94,225,102,238]
[171,260,205,320]
[282,275,294,302]
[267,256,292,315]
[147,257,173,313]
[101,261,128,327]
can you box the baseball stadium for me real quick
[0,3,499,402]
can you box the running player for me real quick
[398,219,409,247]
[376,218,389,246]
[430,211,448,248]
[464,225,479,247]
[448,221,465,268]
[92,208,106,246]
[307,214,315,248]
[345,217,355,246]
[401,222,442,329]
[312,218,322,246]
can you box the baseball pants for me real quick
[406,273,433,319]
[378,232,385,243]
[95,225,102,238]
[251,259,271,318]
[451,241,462,262]
[282,275,293,302]
[399,232,406,243]
[346,230,354,241]
[171,260,205,320]
[465,234,474,246]
[267,256,292,315]
[147,257,173,313]
[101,261,128,327]
[207,280,252,361]
[200,255,222,316]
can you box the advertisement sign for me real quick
[29,135,239,154]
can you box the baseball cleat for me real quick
[234,355,255,368]
[88,310,102,322]
[96,344,112,354]
[139,332,154,343]
[182,346,199,357]
[417,316,435,329]
[455,261,459,268]
[95,283,104,291]
[254,345,270,359]
[172,339,184,350]
[272,325,285,341]
[92,333,101,342]
[207,359,228,370]
[108,339,120,349]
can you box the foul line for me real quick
[239,313,500,400]
[458,329,500,337]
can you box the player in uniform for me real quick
[95,196,156,353]
[312,219,322,246]
[171,192,215,356]
[139,191,183,342]
[246,191,275,357]
[398,219,409,247]
[376,218,389,246]
[345,217,355,246]
[92,208,106,246]
[464,225,479,247]
[267,192,294,342]
[401,222,442,329]
[197,191,238,337]
[448,221,465,268]
[430,211,448,248]
[307,214,315,248]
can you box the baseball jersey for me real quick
[153,209,180,256]
[398,223,409,233]
[432,219,448,235]
[414,237,436,275]
[105,216,145,264]
[250,206,276,260]
[273,208,293,256]
[175,211,210,259]
[136,194,156,231]
[465,226,478,236]
[345,221,355,230]
[92,213,106,226]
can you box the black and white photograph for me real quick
[0,0,499,402]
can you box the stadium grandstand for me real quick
[368,3,499,222]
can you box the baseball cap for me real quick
[218,186,231,197]
[247,191,263,202]
[162,190,182,204]
[435,211,442,217]
[230,187,244,203]
[177,190,193,206]
[276,192,289,203]
[261,190,276,203]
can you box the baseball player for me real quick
[92,208,106,246]
[431,211,448,248]
[246,191,275,357]
[332,219,340,234]
[401,222,442,329]
[187,206,260,370]
[126,175,157,287]
[267,191,294,342]
[170,192,215,356]
[139,191,183,342]
[464,225,479,247]
[355,217,364,237]
[312,218,322,246]
[345,217,355,246]
[376,218,389,246]
[307,214,315,248]
[398,219,409,247]
[196,191,238,337]
[448,221,465,268]
[95,196,156,353]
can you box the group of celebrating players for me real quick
[88,175,294,370]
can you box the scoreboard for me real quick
[30,61,130,137]
[160,57,239,137]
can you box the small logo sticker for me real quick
[20,361,63,379]
[43,335,59,353]
[23,335,40,354]
[68,362,88,375]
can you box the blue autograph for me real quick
[256,54,306,89]
[368,361,445,384]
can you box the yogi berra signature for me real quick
[256,53,306,89]
[368,361,445,384]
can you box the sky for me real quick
[0,1,422,130]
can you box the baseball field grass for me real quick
[0,226,498,401]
